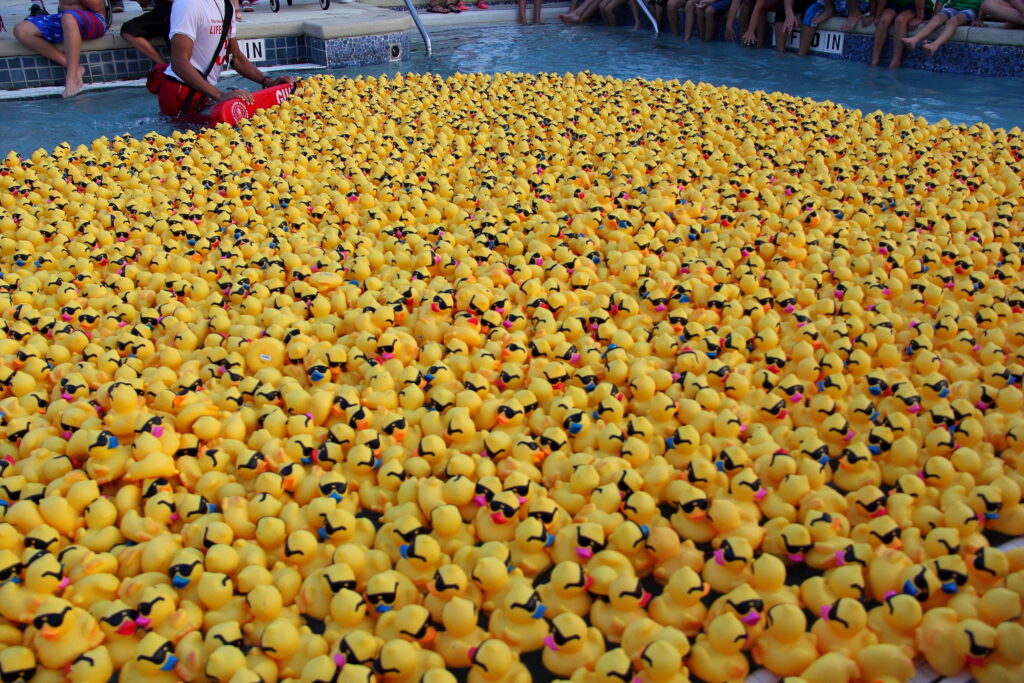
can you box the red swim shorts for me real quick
[157,78,210,117]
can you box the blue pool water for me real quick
[2,23,1023,156]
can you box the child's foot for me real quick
[923,40,938,55]
[888,59,902,68]
[861,13,874,27]
[902,36,917,48]
[559,12,577,22]
[869,57,880,66]
[840,14,858,30]
[64,64,84,98]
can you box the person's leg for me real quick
[869,6,896,64]
[703,2,716,38]
[561,0,603,22]
[774,18,788,51]
[121,33,164,63]
[923,11,967,54]
[600,0,625,25]
[798,21,817,54]
[739,0,754,34]
[519,0,528,22]
[13,19,68,67]
[980,0,1024,25]
[743,0,777,46]
[888,8,914,66]
[685,0,702,38]
[534,0,542,22]
[667,0,685,33]
[60,12,85,97]
[842,0,865,28]
[631,0,643,29]
[903,11,946,48]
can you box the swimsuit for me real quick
[939,5,976,20]
[939,0,978,21]
[803,0,870,23]
[26,9,106,43]
[121,0,174,42]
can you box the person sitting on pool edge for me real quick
[979,0,1024,27]
[867,0,926,68]
[742,0,818,52]
[902,0,979,56]
[12,0,107,97]
[803,0,870,31]
[121,0,174,64]
[158,0,292,116]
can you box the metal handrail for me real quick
[636,0,658,35]
[404,0,432,55]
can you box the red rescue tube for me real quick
[209,82,293,126]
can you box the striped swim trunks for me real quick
[26,9,107,43]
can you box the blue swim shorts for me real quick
[803,0,869,23]
[26,9,106,44]
[939,6,976,21]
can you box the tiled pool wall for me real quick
[610,5,1024,77]
[0,32,408,91]
[0,14,1020,89]
[308,31,411,67]
[708,21,1024,76]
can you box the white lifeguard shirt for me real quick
[165,0,236,87]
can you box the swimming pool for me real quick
[1,22,1022,157]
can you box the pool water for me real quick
[2,22,1023,156]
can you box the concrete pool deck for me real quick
[0,0,1022,90]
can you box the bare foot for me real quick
[861,13,874,27]
[840,14,857,30]
[64,64,85,98]
[559,12,578,23]
[923,40,938,56]
[869,57,880,66]
[888,60,901,68]
[812,9,832,25]
[902,36,917,48]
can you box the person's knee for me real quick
[13,20,38,41]
[704,5,716,15]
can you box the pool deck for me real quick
[0,0,1022,89]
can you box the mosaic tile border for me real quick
[681,14,1024,77]
[1,15,1019,90]
[0,33,381,91]
[311,31,411,67]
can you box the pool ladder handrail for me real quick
[404,0,433,55]
[637,0,659,36]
